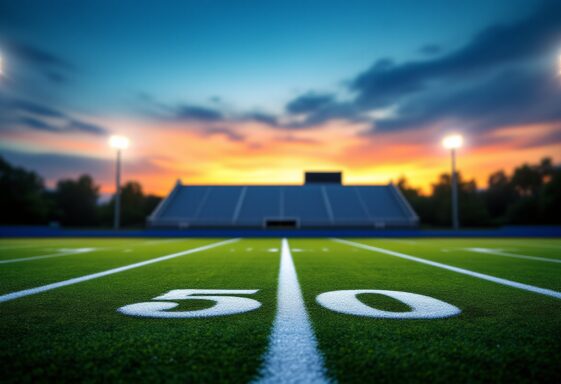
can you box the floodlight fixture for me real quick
[442,133,463,230]
[109,135,129,230]
[109,135,130,150]
[442,134,463,150]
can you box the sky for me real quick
[0,0,560,196]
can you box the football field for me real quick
[0,237,560,383]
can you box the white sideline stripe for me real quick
[0,238,239,303]
[255,239,329,384]
[333,239,561,300]
[0,248,95,264]
[466,248,561,264]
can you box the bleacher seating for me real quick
[149,173,418,228]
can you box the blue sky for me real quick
[0,0,560,193]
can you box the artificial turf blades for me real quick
[0,237,560,383]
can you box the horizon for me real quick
[1,0,561,196]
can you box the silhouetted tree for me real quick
[101,181,162,227]
[485,170,516,223]
[0,156,49,224]
[53,175,100,226]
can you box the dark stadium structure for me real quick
[148,172,419,229]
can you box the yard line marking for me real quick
[333,239,561,300]
[255,239,329,384]
[466,248,561,264]
[0,248,95,264]
[0,239,238,303]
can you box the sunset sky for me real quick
[1,0,560,197]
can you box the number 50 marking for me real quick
[118,289,460,319]
[118,289,261,318]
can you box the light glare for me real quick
[109,135,130,150]
[442,134,463,149]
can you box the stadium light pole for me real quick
[442,134,463,230]
[109,135,130,230]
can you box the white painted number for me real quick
[118,289,261,318]
[119,289,460,319]
[316,290,461,319]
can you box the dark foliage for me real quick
[398,157,561,227]
[0,155,559,228]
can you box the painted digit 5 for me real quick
[118,289,261,318]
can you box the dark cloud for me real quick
[66,119,107,135]
[286,93,335,114]
[1,97,109,136]
[3,40,75,83]
[279,1,561,135]
[11,99,66,118]
[174,104,224,121]
[419,44,442,56]
[0,149,167,189]
[374,66,561,132]
[244,112,278,126]
[204,127,245,142]
[350,1,561,107]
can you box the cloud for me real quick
[419,44,442,56]
[243,112,278,126]
[286,93,335,114]
[11,99,65,118]
[280,1,561,134]
[174,104,224,121]
[350,1,561,107]
[0,149,167,190]
[3,40,75,83]
[204,127,245,142]
[1,97,109,136]
[374,66,561,132]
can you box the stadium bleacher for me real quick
[148,172,419,228]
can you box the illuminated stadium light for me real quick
[558,53,561,76]
[442,134,463,149]
[109,135,129,230]
[442,133,463,230]
[0,54,4,76]
[109,135,130,150]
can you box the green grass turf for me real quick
[0,237,560,383]
[293,238,561,383]
[0,238,279,383]
[0,239,219,294]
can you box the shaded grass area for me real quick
[0,238,279,383]
[0,239,216,294]
[292,239,561,383]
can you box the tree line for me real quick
[0,156,161,228]
[1,155,560,228]
[397,157,561,227]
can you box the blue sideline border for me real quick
[0,226,560,238]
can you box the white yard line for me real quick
[466,248,561,264]
[333,239,561,300]
[0,248,95,264]
[0,238,238,303]
[255,238,329,384]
